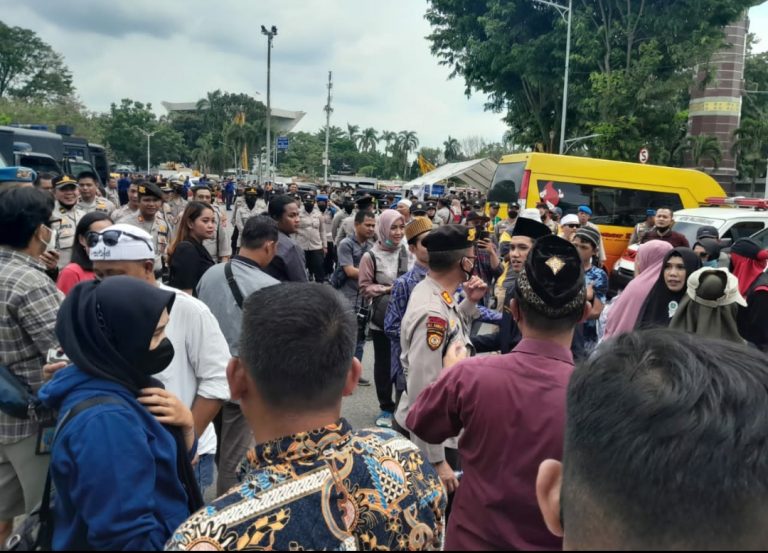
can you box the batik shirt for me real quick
[166,419,446,551]
[583,265,609,344]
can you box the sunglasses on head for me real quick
[86,229,152,251]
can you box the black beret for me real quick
[515,235,586,318]
[411,201,428,214]
[511,216,552,240]
[355,195,374,209]
[137,182,164,200]
[422,224,474,252]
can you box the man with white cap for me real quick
[559,213,580,241]
[89,223,230,497]
[396,198,413,224]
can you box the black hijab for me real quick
[55,276,204,512]
[636,247,702,330]
[56,276,176,395]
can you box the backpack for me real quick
[5,396,123,551]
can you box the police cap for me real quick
[422,224,474,252]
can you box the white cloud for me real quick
[2,1,766,149]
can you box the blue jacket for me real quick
[38,366,191,551]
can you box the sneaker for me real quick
[376,411,393,428]
[358,377,371,387]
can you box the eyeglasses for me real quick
[86,230,153,251]
[564,224,580,229]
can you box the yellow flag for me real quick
[418,154,436,175]
[241,144,249,171]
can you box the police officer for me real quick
[118,182,170,274]
[164,179,188,233]
[297,193,327,282]
[0,166,36,190]
[394,224,488,491]
[77,171,115,214]
[50,175,87,268]
[191,185,231,263]
[234,186,267,247]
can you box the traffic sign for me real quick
[638,147,649,164]
[276,136,289,151]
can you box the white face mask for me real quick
[41,225,57,253]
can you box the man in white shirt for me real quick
[88,223,230,498]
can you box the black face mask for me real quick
[304,202,315,213]
[318,203,328,213]
[140,338,175,376]
[245,195,257,209]
[344,205,354,215]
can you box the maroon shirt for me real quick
[407,338,572,551]
[641,228,690,248]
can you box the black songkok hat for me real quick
[355,195,374,210]
[511,216,552,240]
[515,235,586,318]
[422,224,475,252]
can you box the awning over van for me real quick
[404,158,498,192]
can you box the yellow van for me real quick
[486,153,726,272]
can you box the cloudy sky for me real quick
[2,1,768,150]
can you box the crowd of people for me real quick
[1,164,768,551]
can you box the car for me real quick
[609,198,768,295]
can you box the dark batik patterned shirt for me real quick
[166,419,446,551]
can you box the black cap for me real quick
[411,201,428,215]
[53,175,78,189]
[422,224,475,252]
[489,201,500,209]
[511,216,552,240]
[303,193,315,202]
[508,201,520,209]
[355,195,374,210]
[696,225,719,240]
[515,235,586,318]
[472,201,482,209]
[466,211,491,224]
[426,201,437,209]
[137,182,164,200]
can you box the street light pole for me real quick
[134,126,158,175]
[532,0,572,155]
[323,71,333,186]
[261,25,277,184]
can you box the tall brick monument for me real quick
[688,14,749,192]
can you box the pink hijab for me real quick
[377,210,404,252]
[603,240,674,339]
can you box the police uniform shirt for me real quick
[78,196,116,215]
[50,202,87,268]
[119,210,170,272]
[234,200,266,247]
[296,207,326,252]
[111,204,138,223]
[321,208,335,244]
[105,187,120,207]
[394,275,480,463]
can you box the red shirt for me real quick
[56,263,95,295]
[641,229,690,248]
[407,338,572,551]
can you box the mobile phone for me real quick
[47,348,69,365]
[476,230,489,243]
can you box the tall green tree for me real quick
[380,130,397,155]
[426,0,759,162]
[359,127,379,152]
[677,135,723,169]
[443,136,462,161]
[0,21,74,102]
[732,118,768,195]
[346,123,360,148]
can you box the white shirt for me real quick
[155,284,231,456]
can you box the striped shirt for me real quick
[0,248,62,443]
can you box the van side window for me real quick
[722,221,766,242]
[541,181,684,227]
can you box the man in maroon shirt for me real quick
[640,206,690,248]
[537,329,768,550]
[406,235,589,550]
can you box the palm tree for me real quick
[359,127,379,152]
[398,130,419,178]
[380,130,397,156]
[346,123,360,147]
[192,135,215,174]
[677,135,722,169]
[444,136,462,161]
[732,119,768,195]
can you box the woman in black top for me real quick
[167,201,216,294]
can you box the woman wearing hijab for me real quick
[670,267,746,343]
[635,247,702,329]
[730,238,768,351]
[359,210,407,429]
[38,277,203,550]
[602,240,674,339]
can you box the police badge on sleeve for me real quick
[426,316,448,351]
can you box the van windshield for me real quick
[488,162,524,203]
[541,180,684,228]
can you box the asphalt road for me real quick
[341,340,382,429]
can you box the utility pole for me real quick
[323,71,333,186]
[134,126,158,175]
[261,25,277,183]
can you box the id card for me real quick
[35,421,56,455]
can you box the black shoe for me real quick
[358,377,371,387]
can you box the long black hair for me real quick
[71,211,113,271]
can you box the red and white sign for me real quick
[638,148,650,164]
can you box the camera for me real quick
[46,348,69,365]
